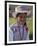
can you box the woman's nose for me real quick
[20,18,24,21]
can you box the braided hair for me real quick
[24,22,28,32]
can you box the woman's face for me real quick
[17,13,26,25]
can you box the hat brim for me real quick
[12,10,31,18]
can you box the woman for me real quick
[9,6,31,41]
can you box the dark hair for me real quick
[16,13,27,17]
[24,22,28,32]
[16,13,21,17]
